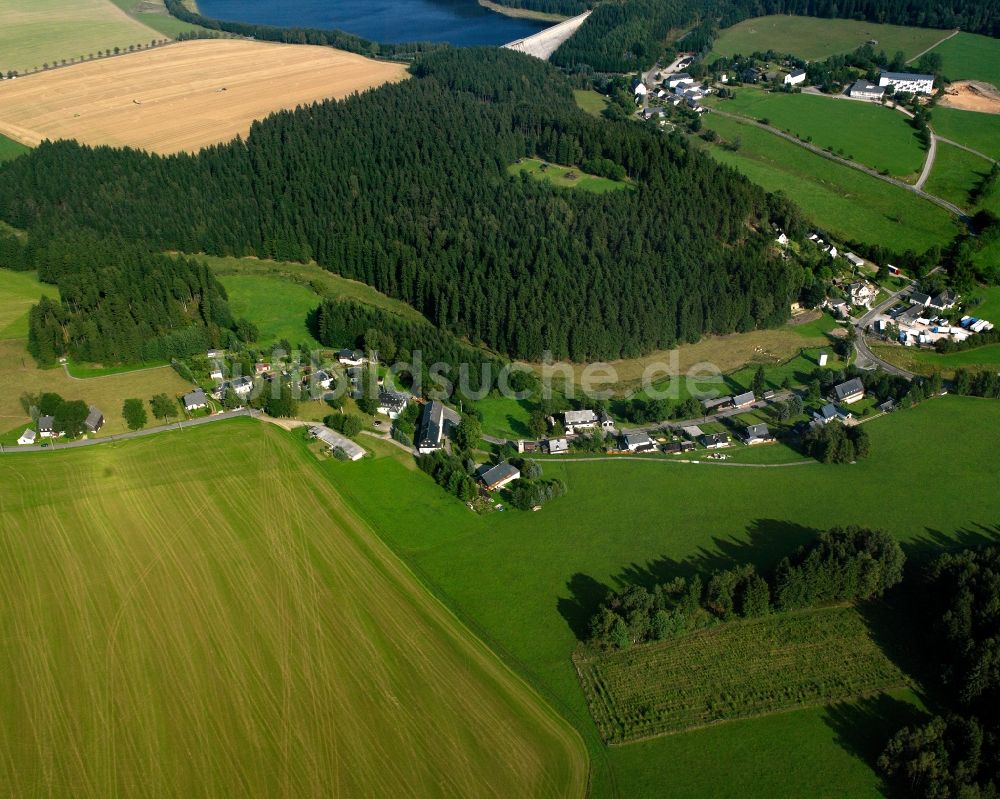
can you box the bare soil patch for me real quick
[940,80,1000,114]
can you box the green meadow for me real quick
[0,268,57,339]
[218,274,322,349]
[509,157,633,194]
[0,134,29,163]
[707,15,950,62]
[924,141,1000,215]
[573,89,610,117]
[698,114,959,252]
[931,107,1000,161]
[331,396,1000,798]
[930,31,1000,88]
[707,89,925,178]
[107,0,208,39]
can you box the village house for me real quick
[930,290,958,310]
[775,231,789,246]
[254,362,271,375]
[376,389,408,419]
[17,429,36,445]
[845,252,866,269]
[622,431,657,453]
[477,462,521,492]
[562,409,614,435]
[849,79,885,101]
[732,391,756,410]
[209,361,224,381]
[848,281,877,309]
[547,437,569,455]
[416,400,460,454]
[879,70,934,95]
[336,348,366,367]
[701,396,732,413]
[665,72,694,89]
[831,377,865,405]
[701,432,731,449]
[38,415,60,439]
[741,423,773,445]
[664,440,696,455]
[310,369,334,390]
[517,440,540,454]
[633,80,648,99]
[84,406,104,434]
[784,68,806,86]
[212,376,253,400]
[910,291,932,307]
[309,425,365,461]
[813,402,853,425]
[183,388,208,412]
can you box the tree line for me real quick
[23,233,235,366]
[589,526,904,648]
[0,49,801,363]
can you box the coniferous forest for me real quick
[0,49,803,363]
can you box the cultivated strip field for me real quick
[576,606,909,744]
[0,39,409,154]
[0,0,159,75]
[0,421,587,798]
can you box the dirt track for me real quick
[0,39,408,154]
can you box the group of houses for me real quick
[635,71,711,114]
[876,289,982,347]
[850,70,935,101]
[17,406,104,446]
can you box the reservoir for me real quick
[195,0,550,46]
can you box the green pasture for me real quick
[218,273,321,349]
[107,0,208,38]
[573,89,609,117]
[923,141,1000,215]
[931,107,1000,161]
[0,134,29,163]
[930,31,1000,88]
[509,158,633,194]
[0,269,57,339]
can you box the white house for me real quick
[209,362,224,381]
[848,281,878,309]
[416,400,460,454]
[742,423,773,445]
[665,72,694,89]
[849,78,885,101]
[376,389,408,419]
[547,437,569,455]
[17,429,36,445]
[910,291,932,307]
[784,68,806,86]
[775,232,789,246]
[701,432,731,449]
[213,376,253,400]
[633,81,648,98]
[622,431,657,453]
[336,348,366,367]
[930,290,958,310]
[879,70,934,95]
[831,378,865,405]
[38,415,59,439]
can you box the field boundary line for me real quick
[906,29,959,64]
[531,455,816,468]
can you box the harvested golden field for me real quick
[0,419,588,798]
[0,39,409,154]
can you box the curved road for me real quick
[853,285,919,379]
[709,108,968,219]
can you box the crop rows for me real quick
[576,605,909,744]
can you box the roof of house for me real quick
[38,415,54,430]
[478,462,520,487]
[309,425,365,460]
[417,400,459,448]
[850,78,884,93]
[337,348,364,359]
[623,431,654,448]
[745,423,770,438]
[564,409,598,425]
[85,406,103,428]
[911,291,932,305]
[732,391,756,406]
[702,432,730,445]
[817,403,838,420]
[378,389,408,409]
[788,68,806,78]
[931,290,957,306]
[19,429,36,442]
[184,388,207,406]
[881,70,934,81]
[833,378,865,400]
[548,437,569,452]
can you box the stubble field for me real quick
[0,420,587,798]
[0,39,409,154]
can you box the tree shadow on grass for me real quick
[504,413,531,439]
[557,519,821,641]
[822,693,929,798]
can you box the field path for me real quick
[536,455,816,468]
[935,135,998,164]
[915,130,938,189]
[709,107,968,218]
[906,29,959,64]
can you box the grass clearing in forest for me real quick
[573,89,609,117]
[218,274,321,348]
[509,157,632,193]
[706,89,925,178]
[0,420,587,798]
[697,114,959,252]
[0,39,408,154]
[0,269,56,340]
[707,15,950,62]
[577,605,910,744]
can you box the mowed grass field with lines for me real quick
[0,39,408,154]
[706,89,926,178]
[707,15,950,62]
[334,397,1000,798]
[0,0,159,75]
[0,420,587,798]
[930,31,1000,88]
[697,114,959,252]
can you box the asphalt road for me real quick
[853,284,919,379]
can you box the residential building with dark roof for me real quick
[477,462,521,491]
[831,378,865,404]
[416,400,460,454]
[84,406,104,434]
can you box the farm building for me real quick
[309,425,365,461]
[184,389,208,412]
[845,252,865,268]
[38,415,59,439]
[849,79,885,100]
[665,72,693,88]
[701,396,732,412]
[17,429,36,445]
[416,400,460,454]
[664,440,696,454]
[784,68,806,85]
[622,431,657,453]
[831,378,865,405]
[84,406,104,434]
[879,70,934,95]
[477,462,521,491]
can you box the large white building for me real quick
[879,70,935,95]
[849,79,886,101]
[784,68,806,86]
